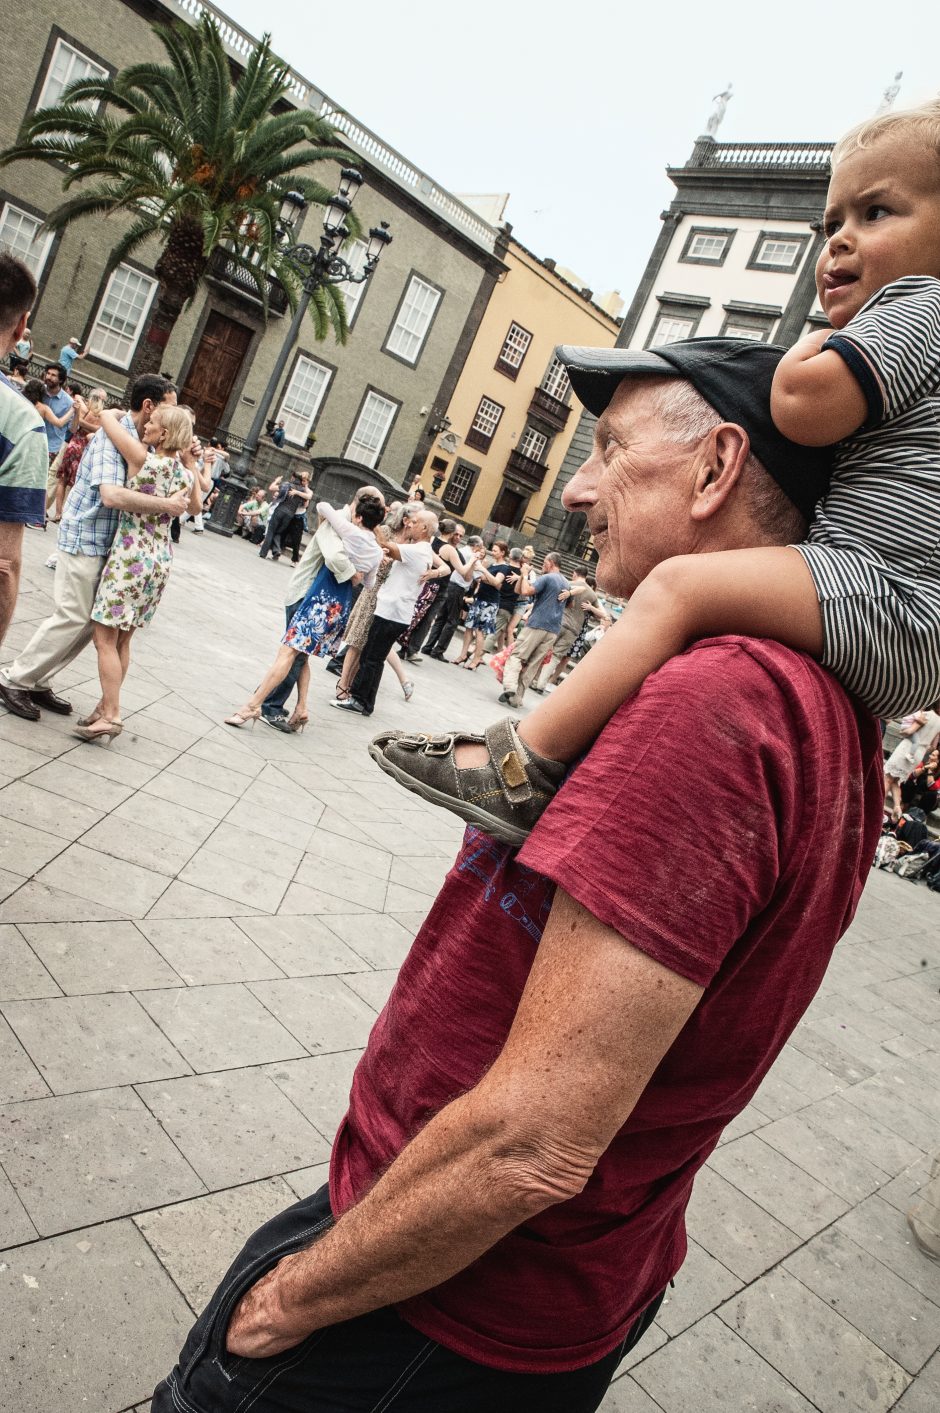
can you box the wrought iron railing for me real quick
[206,247,289,315]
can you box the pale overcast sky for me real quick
[224,0,940,303]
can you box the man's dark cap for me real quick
[555,338,833,521]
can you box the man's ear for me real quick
[12,310,28,344]
[690,423,751,522]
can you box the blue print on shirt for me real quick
[458,827,553,945]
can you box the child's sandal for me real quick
[368,717,566,846]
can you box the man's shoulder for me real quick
[662,635,851,713]
[0,378,42,431]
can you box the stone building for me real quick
[0,0,504,487]
[536,134,833,560]
[416,231,620,532]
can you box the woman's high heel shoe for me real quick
[287,710,308,733]
[77,704,105,727]
[224,706,261,729]
[74,719,123,744]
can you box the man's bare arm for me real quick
[226,888,702,1357]
[100,483,190,517]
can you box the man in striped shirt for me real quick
[0,253,46,645]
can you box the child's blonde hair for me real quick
[833,98,940,168]
[155,406,194,456]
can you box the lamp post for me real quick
[210,169,392,533]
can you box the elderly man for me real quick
[152,340,883,1413]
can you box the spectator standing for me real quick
[884,705,940,820]
[13,326,32,363]
[0,375,182,721]
[500,551,568,708]
[58,337,84,376]
[271,419,286,448]
[37,363,73,520]
[0,255,46,644]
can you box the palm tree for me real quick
[0,14,357,382]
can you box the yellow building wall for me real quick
[421,240,619,529]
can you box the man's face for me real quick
[562,379,704,598]
[817,134,940,329]
[451,527,465,546]
[44,368,61,394]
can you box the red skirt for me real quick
[57,432,89,486]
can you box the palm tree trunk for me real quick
[123,281,189,392]
[123,217,205,395]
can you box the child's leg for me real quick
[515,547,822,764]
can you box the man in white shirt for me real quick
[332,507,438,716]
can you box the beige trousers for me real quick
[44,450,63,518]
[502,627,557,704]
[3,550,104,690]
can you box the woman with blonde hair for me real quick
[76,404,198,742]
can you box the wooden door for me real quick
[180,313,253,436]
[490,486,527,529]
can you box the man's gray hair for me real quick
[544,551,561,569]
[466,534,484,548]
[509,546,524,562]
[648,381,807,543]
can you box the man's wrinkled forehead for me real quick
[594,374,677,439]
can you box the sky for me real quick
[223,0,940,304]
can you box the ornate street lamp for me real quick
[210,170,392,533]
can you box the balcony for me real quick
[528,385,571,434]
[206,247,289,316]
[505,447,548,491]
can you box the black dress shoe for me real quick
[0,681,41,721]
[29,687,73,715]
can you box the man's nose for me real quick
[562,452,600,511]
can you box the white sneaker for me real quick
[402,681,414,701]
[45,554,57,569]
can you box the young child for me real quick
[373,100,940,844]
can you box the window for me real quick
[385,274,441,363]
[541,355,571,403]
[722,322,767,341]
[442,462,479,514]
[277,355,332,444]
[336,238,368,325]
[495,321,532,379]
[649,315,695,348]
[517,426,548,462]
[346,390,397,468]
[465,395,503,452]
[0,202,53,281]
[679,226,735,266]
[747,230,810,273]
[37,37,108,110]
[87,264,157,367]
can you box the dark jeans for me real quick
[262,601,303,716]
[351,614,410,714]
[261,507,293,558]
[283,515,305,564]
[151,1184,663,1413]
[420,583,465,656]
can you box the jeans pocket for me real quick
[180,1207,334,1396]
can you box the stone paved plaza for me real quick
[1,527,938,1412]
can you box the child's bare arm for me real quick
[771,330,868,447]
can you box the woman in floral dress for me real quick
[76,405,198,743]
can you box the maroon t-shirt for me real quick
[330,637,883,1373]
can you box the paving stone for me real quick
[0,711,75,759]
[685,1166,801,1283]
[709,1133,848,1239]
[892,1350,940,1412]
[294,855,388,909]
[716,1102,770,1146]
[0,737,57,781]
[164,751,251,799]
[249,976,378,1054]
[386,909,427,938]
[633,1313,815,1413]
[795,1091,926,1175]
[718,1266,910,1413]
[0,992,189,1093]
[277,880,374,915]
[264,1049,363,1141]
[321,912,415,969]
[0,779,103,840]
[186,730,266,778]
[387,854,451,896]
[342,968,398,1012]
[784,1226,940,1374]
[384,879,437,913]
[80,814,201,877]
[759,1108,892,1202]
[144,879,262,919]
[24,757,136,811]
[0,879,129,924]
[0,1218,193,1413]
[0,924,60,1000]
[316,806,370,843]
[618,1320,669,1371]
[107,729,179,770]
[0,1163,36,1247]
[0,816,67,876]
[655,1238,743,1337]
[224,796,318,847]
[142,768,237,820]
[839,1075,937,1154]
[0,1086,203,1234]
[240,775,326,828]
[137,916,284,985]
[134,1175,297,1313]
[202,819,304,880]
[877,1155,936,1215]
[55,741,158,790]
[283,1160,330,1200]
[136,1069,330,1188]
[233,914,369,977]
[136,983,305,1071]
[304,826,391,881]
[179,846,289,911]
[0,865,27,901]
[35,843,169,918]
[20,921,182,994]
[599,1374,667,1412]
[837,1195,940,1306]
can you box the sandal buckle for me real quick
[423,732,455,757]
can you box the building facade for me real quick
[536,134,833,557]
[0,0,504,487]
[417,233,620,532]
